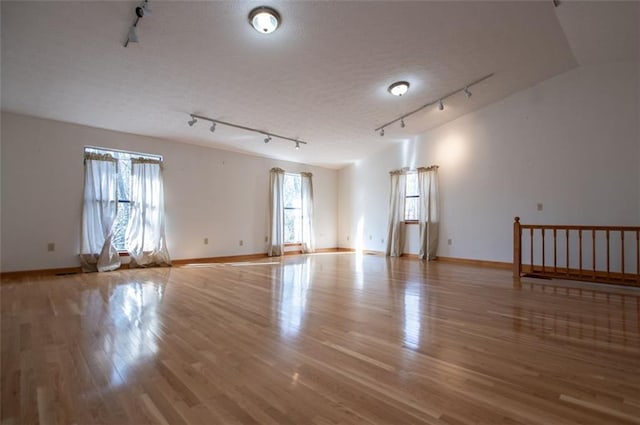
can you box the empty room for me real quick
[1,1,639,424]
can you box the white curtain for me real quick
[418,166,439,260]
[300,172,315,253]
[268,167,285,256]
[125,158,171,267]
[80,153,121,272]
[386,169,407,257]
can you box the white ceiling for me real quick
[555,1,639,66]
[1,1,635,169]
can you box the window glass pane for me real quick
[284,208,301,243]
[406,172,418,197]
[405,197,419,221]
[283,173,303,243]
[283,174,301,209]
[113,202,130,251]
[117,158,131,202]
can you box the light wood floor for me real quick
[2,253,640,424]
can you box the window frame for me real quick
[84,146,162,253]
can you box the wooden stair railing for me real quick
[513,217,640,287]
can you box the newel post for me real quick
[513,217,522,279]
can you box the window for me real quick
[405,171,419,221]
[84,147,161,251]
[283,173,302,243]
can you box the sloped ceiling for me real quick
[1,1,610,168]
[555,1,638,66]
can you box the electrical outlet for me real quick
[448,239,452,246]
[239,240,244,246]
[204,238,208,245]
[346,235,350,241]
[537,203,543,211]
[47,242,55,252]
[381,238,384,244]
[264,236,268,242]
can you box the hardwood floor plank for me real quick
[2,254,639,424]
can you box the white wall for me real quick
[0,113,338,272]
[338,61,639,265]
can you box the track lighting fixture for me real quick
[374,73,493,135]
[187,113,308,149]
[124,0,151,47]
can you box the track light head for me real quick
[295,141,300,150]
[400,119,405,128]
[464,87,472,98]
[187,117,197,127]
[438,99,444,111]
[264,136,271,144]
[380,128,385,137]
[209,122,216,133]
[141,1,152,16]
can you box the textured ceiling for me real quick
[0,1,590,168]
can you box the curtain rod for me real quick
[84,145,163,161]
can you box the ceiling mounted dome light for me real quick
[249,6,281,34]
[388,81,410,97]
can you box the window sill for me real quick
[118,251,130,257]
[284,243,302,247]
[404,220,419,225]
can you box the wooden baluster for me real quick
[592,230,596,279]
[578,230,582,279]
[566,229,570,277]
[620,230,625,281]
[513,217,521,279]
[606,230,610,281]
[542,228,546,274]
[510,223,639,286]
[530,227,534,273]
[553,229,557,274]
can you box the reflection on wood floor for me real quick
[2,253,639,424]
